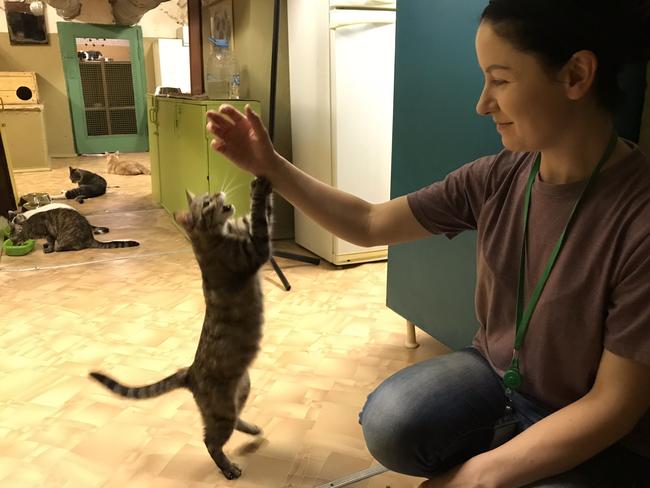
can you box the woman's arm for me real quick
[207,104,431,246]
[420,349,650,488]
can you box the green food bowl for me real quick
[3,238,35,256]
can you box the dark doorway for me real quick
[0,132,18,217]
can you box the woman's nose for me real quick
[476,86,494,116]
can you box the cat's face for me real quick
[105,152,119,165]
[8,214,28,245]
[174,190,235,235]
[69,166,80,183]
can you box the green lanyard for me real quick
[503,131,619,392]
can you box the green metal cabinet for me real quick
[147,97,260,217]
[146,95,161,203]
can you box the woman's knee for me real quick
[358,349,506,476]
[360,378,440,475]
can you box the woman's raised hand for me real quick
[206,104,277,177]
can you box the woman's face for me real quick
[475,22,572,152]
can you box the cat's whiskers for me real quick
[222,181,247,199]
[218,175,235,198]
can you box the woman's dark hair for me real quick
[480,0,650,112]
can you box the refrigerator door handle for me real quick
[329,9,395,30]
[330,19,393,29]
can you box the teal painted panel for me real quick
[58,22,148,154]
[387,0,502,350]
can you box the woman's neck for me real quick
[539,114,629,185]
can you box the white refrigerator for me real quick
[287,0,396,265]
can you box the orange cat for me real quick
[106,151,151,176]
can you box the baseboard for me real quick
[49,154,78,159]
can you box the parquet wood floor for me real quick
[1,154,450,487]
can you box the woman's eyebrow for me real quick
[486,64,512,73]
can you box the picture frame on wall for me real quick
[5,1,48,45]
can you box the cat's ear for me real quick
[7,210,16,220]
[69,166,74,172]
[174,211,194,230]
[185,189,196,208]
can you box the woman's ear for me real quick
[562,50,598,102]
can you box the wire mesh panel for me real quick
[105,63,135,107]
[79,63,106,109]
[85,109,109,136]
[110,108,138,134]
[78,60,137,136]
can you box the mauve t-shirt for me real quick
[407,141,650,457]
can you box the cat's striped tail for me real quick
[89,368,189,399]
[91,239,139,249]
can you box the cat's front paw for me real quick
[251,176,272,196]
[43,243,53,254]
[221,463,242,480]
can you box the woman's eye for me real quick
[491,80,507,86]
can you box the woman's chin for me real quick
[500,136,526,152]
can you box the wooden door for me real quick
[58,22,148,154]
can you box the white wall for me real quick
[0,0,186,38]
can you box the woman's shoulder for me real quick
[468,149,535,198]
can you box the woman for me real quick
[205,1,650,486]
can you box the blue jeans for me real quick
[359,348,649,487]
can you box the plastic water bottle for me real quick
[228,56,240,99]
[206,38,240,100]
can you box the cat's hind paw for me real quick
[221,463,241,480]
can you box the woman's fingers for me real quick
[210,138,225,153]
[245,104,267,138]
[218,104,246,124]
[206,111,234,134]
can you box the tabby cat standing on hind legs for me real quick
[89,176,273,480]
[8,208,139,253]
[106,151,151,176]
[65,166,107,203]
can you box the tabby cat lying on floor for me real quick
[89,177,273,480]
[8,208,138,253]
[18,203,109,235]
[65,166,107,203]
[106,151,151,176]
